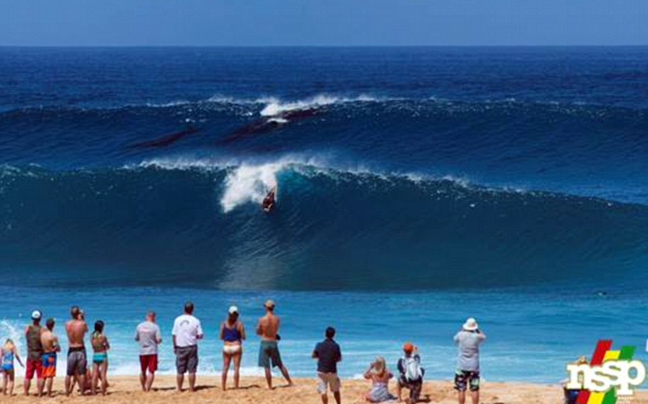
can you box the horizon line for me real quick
[1,44,648,48]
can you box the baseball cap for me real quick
[228,306,239,315]
[31,310,42,320]
[403,342,414,352]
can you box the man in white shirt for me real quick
[172,302,204,392]
[135,311,162,392]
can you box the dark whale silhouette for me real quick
[130,126,199,149]
[223,108,319,144]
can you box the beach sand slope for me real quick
[6,376,648,404]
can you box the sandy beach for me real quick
[4,375,647,404]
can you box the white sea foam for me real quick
[220,163,280,213]
[259,94,384,117]
[0,319,23,351]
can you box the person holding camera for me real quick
[453,318,486,404]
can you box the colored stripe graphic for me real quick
[601,389,617,404]
[619,346,635,360]
[577,340,613,404]
[603,351,620,361]
[589,392,605,404]
[601,346,637,404]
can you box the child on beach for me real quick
[1,339,24,396]
[91,321,110,395]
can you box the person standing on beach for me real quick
[65,306,89,396]
[453,318,486,404]
[24,310,44,397]
[256,300,293,389]
[91,320,110,396]
[2,339,24,396]
[312,326,342,404]
[135,311,162,392]
[172,301,203,392]
[40,318,61,397]
[219,306,246,391]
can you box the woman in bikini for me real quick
[219,306,246,390]
[90,321,110,396]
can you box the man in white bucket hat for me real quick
[453,318,486,404]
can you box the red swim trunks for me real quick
[25,358,43,380]
[140,355,158,374]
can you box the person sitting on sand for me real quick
[312,326,342,404]
[220,306,246,391]
[396,342,425,404]
[91,320,110,395]
[364,356,396,403]
[135,311,162,392]
[80,310,97,395]
[2,339,24,396]
[453,318,486,404]
[65,306,89,396]
[562,356,587,404]
[172,301,204,392]
[40,318,61,397]
[256,299,293,389]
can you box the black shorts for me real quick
[175,346,198,374]
[454,370,480,392]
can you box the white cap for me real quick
[31,310,42,320]
[228,306,239,315]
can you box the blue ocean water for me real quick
[0,47,647,382]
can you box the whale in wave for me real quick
[129,126,199,149]
[223,108,319,143]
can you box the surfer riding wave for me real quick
[262,187,276,212]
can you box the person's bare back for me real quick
[41,329,59,353]
[65,320,88,348]
[257,313,280,341]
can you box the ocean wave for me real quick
[5,93,646,118]
[1,161,646,290]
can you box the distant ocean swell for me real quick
[1,94,646,205]
[1,161,646,290]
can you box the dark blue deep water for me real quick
[0,47,647,381]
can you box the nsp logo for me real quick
[566,340,646,403]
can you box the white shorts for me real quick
[223,345,242,355]
[317,372,341,394]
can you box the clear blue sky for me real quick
[1,0,647,46]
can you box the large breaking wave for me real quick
[1,160,646,290]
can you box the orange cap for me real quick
[403,342,414,352]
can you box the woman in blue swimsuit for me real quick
[219,306,246,390]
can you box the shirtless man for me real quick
[40,318,61,397]
[256,300,292,389]
[65,306,88,396]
